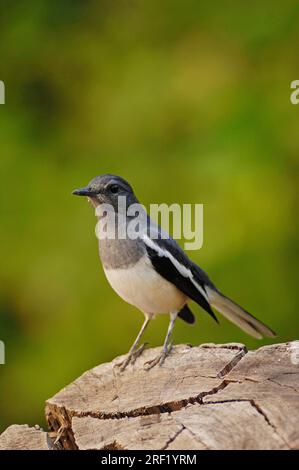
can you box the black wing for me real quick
[144,236,218,323]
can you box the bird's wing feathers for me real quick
[143,234,218,322]
[178,304,195,324]
[142,219,275,339]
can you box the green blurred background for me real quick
[0,0,298,432]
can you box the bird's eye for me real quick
[109,184,119,194]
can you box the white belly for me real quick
[103,255,186,315]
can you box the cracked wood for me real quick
[0,425,56,450]
[43,341,299,450]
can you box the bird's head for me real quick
[72,174,139,212]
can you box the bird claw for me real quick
[117,343,148,372]
[144,343,173,370]
[130,342,148,365]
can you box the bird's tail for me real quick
[205,286,276,339]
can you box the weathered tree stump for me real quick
[1,341,298,450]
[0,425,55,450]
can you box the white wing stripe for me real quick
[143,235,209,303]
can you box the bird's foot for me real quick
[130,343,148,365]
[144,343,173,370]
[118,343,148,372]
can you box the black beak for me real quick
[72,187,97,197]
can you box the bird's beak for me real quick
[72,187,97,197]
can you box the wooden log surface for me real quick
[1,341,298,450]
[0,425,56,450]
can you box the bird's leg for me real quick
[118,316,150,371]
[145,311,178,369]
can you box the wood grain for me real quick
[1,341,298,450]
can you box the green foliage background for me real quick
[0,1,298,431]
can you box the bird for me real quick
[73,174,276,370]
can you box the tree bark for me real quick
[1,341,298,450]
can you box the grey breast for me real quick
[97,211,151,269]
[99,236,146,270]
